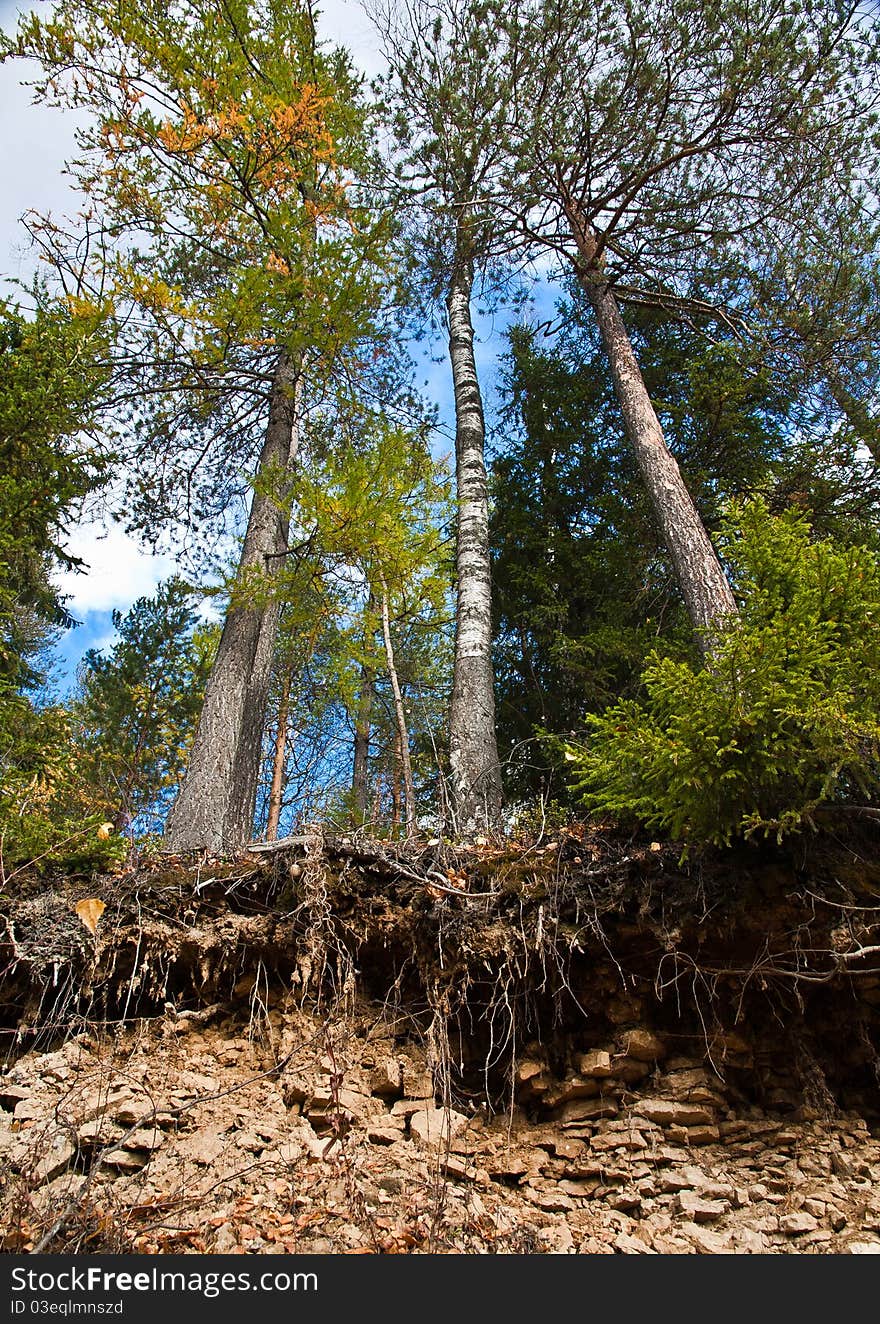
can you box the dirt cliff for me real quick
[2,825,880,1254]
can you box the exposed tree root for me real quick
[2,825,880,1116]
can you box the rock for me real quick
[780,1212,818,1236]
[515,1059,547,1086]
[212,1223,241,1253]
[487,1153,528,1180]
[607,1189,641,1212]
[337,1087,383,1119]
[559,1179,598,1197]
[848,1241,880,1254]
[366,1117,405,1145]
[682,1222,732,1254]
[274,1139,305,1164]
[553,1139,586,1160]
[280,1072,312,1108]
[112,1098,151,1127]
[802,1197,825,1218]
[590,1130,646,1153]
[0,1084,31,1111]
[32,1135,75,1186]
[64,1086,130,1128]
[525,1188,574,1213]
[701,1181,736,1203]
[609,1058,652,1084]
[29,1172,87,1219]
[536,1222,575,1253]
[577,1051,613,1078]
[13,1097,47,1124]
[544,1077,600,1108]
[122,1126,163,1152]
[633,1099,714,1127]
[409,1106,468,1147]
[101,1147,148,1172]
[369,1060,402,1099]
[657,1166,707,1194]
[614,1232,657,1254]
[77,1118,120,1147]
[178,1128,228,1166]
[557,1097,617,1124]
[401,1064,433,1100]
[680,1125,721,1146]
[733,1229,769,1254]
[619,1030,666,1063]
[234,1131,265,1154]
[676,1191,728,1223]
[442,1154,476,1181]
[391,1098,437,1118]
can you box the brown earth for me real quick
[2,825,880,1255]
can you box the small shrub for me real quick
[565,499,880,846]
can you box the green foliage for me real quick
[0,297,110,688]
[491,305,803,799]
[0,697,125,877]
[8,0,396,542]
[75,579,216,833]
[248,416,453,834]
[566,500,880,846]
[0,580,212,874]
[0,296,116,876]
[291,419,453,822]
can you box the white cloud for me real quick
[320,0,387,79]
[0,52,83,284]
[54,521,178,616]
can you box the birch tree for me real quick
[373,0,508,834]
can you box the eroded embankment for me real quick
[1,826,880,1253]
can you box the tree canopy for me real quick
[2,0,880,866]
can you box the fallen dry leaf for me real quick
[74,897,106,935]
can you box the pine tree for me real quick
[75,579,215,834]
[494,0,880,646]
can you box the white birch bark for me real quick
[447,262,504,834]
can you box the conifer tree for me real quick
[495,0,880,645]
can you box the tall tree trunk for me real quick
[265,663,292,842]
[352,661,374,825]
[380,577,416,836]
[563,197,738,644]
[446,257,504,836]
[165,353,301,853]
[391,730,402,828]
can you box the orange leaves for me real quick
[267,83,335,161]
[265,252,291,276]
[157,106,212,154]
